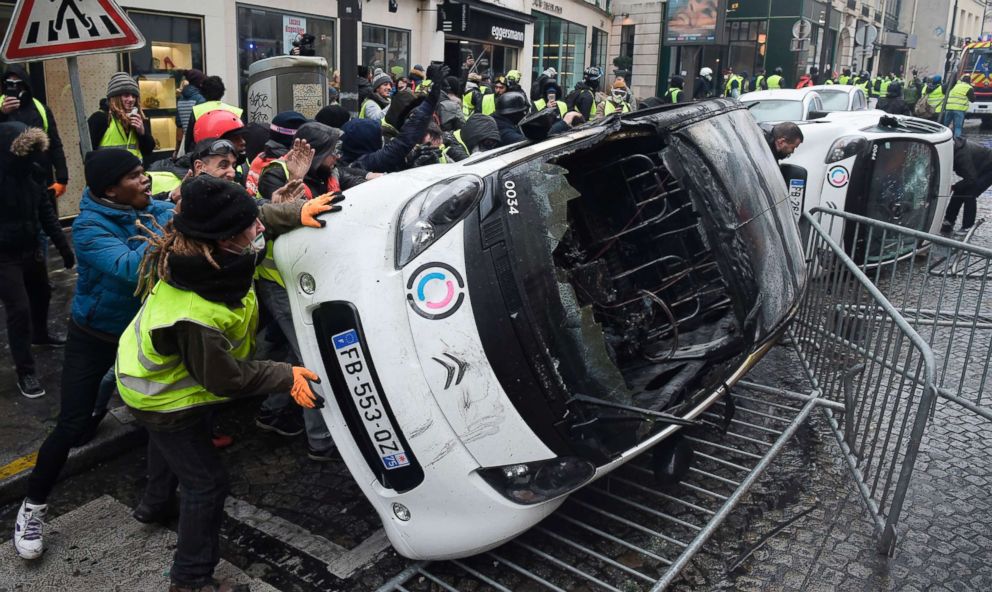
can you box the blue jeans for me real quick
[943,110,965,137]
[255,278,333,450]
[140,413,228,588]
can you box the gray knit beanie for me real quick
[106,72,139,98]
[371,72,392,92]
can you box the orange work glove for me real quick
[48,182,67,198]
[291,366,323,408]
[301,191,345,228]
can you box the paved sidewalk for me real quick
[0,256,143,504]
[0,494,277,591]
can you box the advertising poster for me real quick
[283,15,307,52]
[665,0,726,45]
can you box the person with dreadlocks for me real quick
[13,148,172,561]
[115,174,341,592]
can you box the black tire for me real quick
[981,116,992,130]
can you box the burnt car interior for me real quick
[546,132,751,452]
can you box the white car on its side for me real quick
[776,110,953,263]
[739,88,825,123]
[808,84,870,112]
[275,99,807,560]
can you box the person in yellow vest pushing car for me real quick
[115,175,341,592]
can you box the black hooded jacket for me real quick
[493,114,526,147]
[257,122,365,199]
[0,64,69,184]
[0,122,68,254]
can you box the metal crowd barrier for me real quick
[808,208,992,422]
[792,208,939,556]
[378,207,972,590]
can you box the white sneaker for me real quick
[13,499,46,559]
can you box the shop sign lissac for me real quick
[437,1,527,47]
[1,0,145,62]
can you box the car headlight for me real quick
[825,135,867,163]
[395,175,485,268]
[478,457,596,505]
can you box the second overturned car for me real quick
[276,99,807,559]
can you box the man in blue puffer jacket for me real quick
[14,148,174,561]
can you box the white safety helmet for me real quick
[700,67,713,78]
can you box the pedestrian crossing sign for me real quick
[1,0,144,63]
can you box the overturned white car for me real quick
[276,99,807,559]
[778,111,953,262]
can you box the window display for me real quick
[362,25,410,78]
[123,10,205,158]
[532,13,587,91]
[237,6,336,106]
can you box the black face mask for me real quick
[315,164,333,179]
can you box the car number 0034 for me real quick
[331,330,410,470]
[505,180,519,215]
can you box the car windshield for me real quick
[818,90,850,111]
[858,140,939,263]
[743,99,804,122]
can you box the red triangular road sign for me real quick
[1,0,145,63]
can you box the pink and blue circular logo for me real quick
[406,263,466,320]
[827,165,849,188]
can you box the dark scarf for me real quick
[166,250,257,306]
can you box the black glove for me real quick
[426,63,450,103]
[426,62,450,83]
[406,144,443,168]
[59,245,75,270]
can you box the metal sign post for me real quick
[66,56,90,156]
[1,0,145,160]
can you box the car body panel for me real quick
[276,99,807,559]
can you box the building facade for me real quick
[0,0,613,217]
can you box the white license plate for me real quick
[331,329,410,470]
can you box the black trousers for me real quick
[946,169,992,229]
[26,320,118,503]
[0,249,51,377]
[141,413,229,588]
[945,194,977,229]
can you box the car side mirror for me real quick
[808,110,829,120]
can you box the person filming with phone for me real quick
[0,64,70,206]
[87,72,155,163]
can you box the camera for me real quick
[292,33,316,56]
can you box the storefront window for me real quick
[122,10,205,156]
[532,13,586,90]
[726,20,767,78]
[236,5,335,105]
[591,28,608,73]
[362,24,410,78]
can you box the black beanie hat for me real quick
[84,149,142,198]
[315,104,351,129]
[173,175,259,241]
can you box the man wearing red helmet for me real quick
[192,109,249,186]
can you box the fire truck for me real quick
[957,37,992,127]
